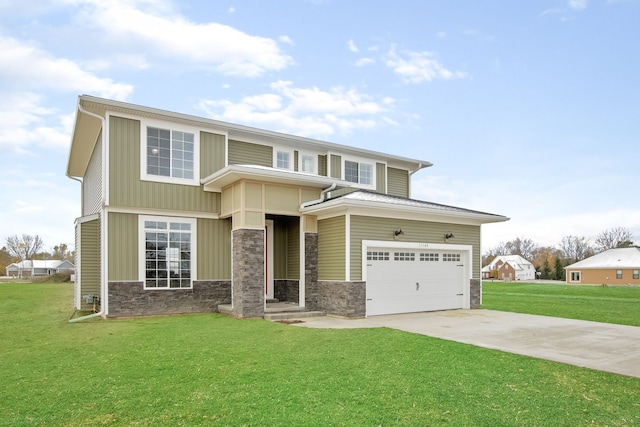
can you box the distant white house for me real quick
[5,260,75,278]
[482,255,536,281]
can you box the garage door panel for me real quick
[366,247,466,316]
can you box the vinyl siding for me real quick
[200,131,226,177]
[330,154,342,179]
[287,217,300,279]
[83,131,103,215]
[318,216,346,280]
[228,139,272,167]
[273,217,300,280]
[387,167,409,198]
[108,116,220,213]
[318,155,327,176]
[108,212,137,281]
[376,162,386,194]
[349,215,481,280]
[198,218,232,280]
[79,218,101,311]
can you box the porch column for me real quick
[231,228,265,318]
[304,232,319,310]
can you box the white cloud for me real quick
[279,35,294,45]
[348,39,359,52]
[0,36,133,100]
[569,0,587,10]
[71,0,294,77]
[436,31,447,38]
[385,47,468,84]
[199,80,396,137]
[355,57,375,67]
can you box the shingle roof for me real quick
[565,247,640,269]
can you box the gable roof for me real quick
[487,255,533,270]
[300,189,509,226]
[565,247,640,270]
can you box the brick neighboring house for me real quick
[5,260,75,278]
[565,247,640,285]
[67,95,508,319]
[482,255,536,281]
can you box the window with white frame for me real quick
[344,160,373,186]
[142,122,199,185]
[634,269,639,280]
[616,269,623,279]
[570,271,581,282]
[140,216,195,289]
[300,154,315,174]
[275,150,292,170]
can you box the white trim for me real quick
[361,240,473,311]
[102,211,108,315]
[106,206,220,220]
[104,113,110,206]
[299,216,306,308]
[341,154,376,190]
[569,271,582,283]
[138,215,198,290]
[345,213,351,281]
[298,151,317,175]
[273,146,294,171]
[139,116,201,187]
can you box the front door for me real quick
[265,220,274,300]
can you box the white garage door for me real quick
[366,247,466,316]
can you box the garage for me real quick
[363,241,471,316]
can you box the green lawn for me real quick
[482,281,640,326]
[1,283,639,426]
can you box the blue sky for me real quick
[1,0,638,254]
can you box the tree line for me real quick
[483,227,636,280]
[1,234,74,276]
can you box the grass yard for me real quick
[1,283,639,426]
[482,281,640,326]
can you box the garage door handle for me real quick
[416,282,420,291]
[457,293,463,296]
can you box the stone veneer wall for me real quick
[317,280,365,317]
[107,280,231,317]
[232,228,265,318]
[304,233,319,310]
[470,278,481,309]
[273,279,299,302]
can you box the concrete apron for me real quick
[293,309,640,379]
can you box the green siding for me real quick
[387,167,409,198]
[318,155,327,176]
[293,151,299,172]
[198,218,232,280]
[108,116,220,213]
[330,154,342,179]
[349,216,481,280]
[273,220,287,279]
[201,131,226,177]
[376,162,386,194]
[80,218,100,311]
[228,139,272,167]
[108,212,137,280]
[318,216,346,281]
[286,218,300,279]
[273,218,299,280]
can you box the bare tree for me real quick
[559,235,593,262]
[5,234,44,262]
[504,237,538,261]
[594,227,634,252]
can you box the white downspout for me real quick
[300,182,337,209]
[69,102,107,323]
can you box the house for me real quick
[482,255,536,281]
[66,95,508,319]
[565,247,640,285]
[5,260,75,278]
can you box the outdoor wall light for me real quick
[444,232,455,240]
[394,229,404,237]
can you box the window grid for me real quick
[570,271,581,282]
[367,251,390,261]
[394,252,415,261]
[634,270,639,280]
[276,151,290,169]
[301,154,315,173]
[616,270,623,279]
[345,160,373,185]
[443,253,461,262]
[144,220,192,289]
[345,160,359,183]
[420,252,439,262]
[147,127,194,179]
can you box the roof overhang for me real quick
[300,196,510,226]
[66,97,104,178]
[201,164,348,192]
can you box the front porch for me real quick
[219,300,325,321]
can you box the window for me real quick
[300,154,315,173]
[420,253,439,262]
[394,252,415,261]
[634,270,639,280]
[276,150,291,169]
[570,271,581,282]
[140,216,196,289]
[616,270,623,279]
[344,160,373,186]
[443,253,461,262]
[367,251,389,261]
[142,121,199,185]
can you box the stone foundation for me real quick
[107,280,231,318]
[274,279,299,302]
[232,228,265,318]
[317,280,366,317]
[470,278,481,309]
[304,233,319,310]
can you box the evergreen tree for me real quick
[541,258,552,280]
[554,256,565,281]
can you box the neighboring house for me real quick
[67,95,508,319]
[565,247,640,285]
[5,260,75,278]
[482,255,536,281]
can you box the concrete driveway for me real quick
[293,309,640,379]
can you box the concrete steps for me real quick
[217,302,325,321]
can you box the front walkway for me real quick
[293,309,640,379]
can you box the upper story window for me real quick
[274,149,293,171]
[300,154,315,174]
[141,120,200,186]
[344,160,373,186]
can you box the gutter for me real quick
[300,182,337,209]
[68,100,107,323]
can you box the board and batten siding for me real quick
[330,154,342,179]
[108,116,220,213]
[79,218,101,311]
[376,162,386,194]
[317,216,346,281]
[272,218,300,280]
[108,212,137,281]
[387,167,409,198]
[83,131,103,216]
[228,140,272,167]
[200,132,226,177]
[318,155,327,176]
[286,217,300,279]
[349,215,481,280]
[197,218,232,280]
